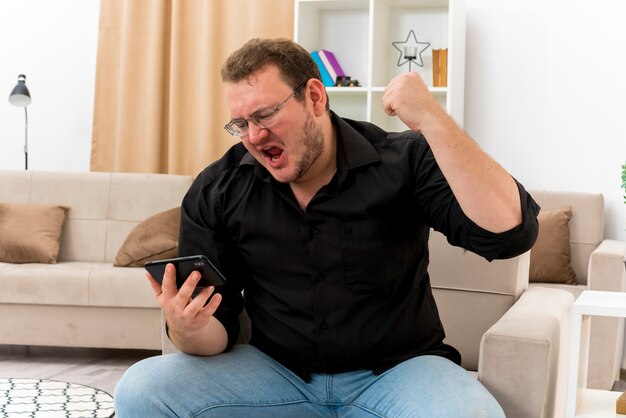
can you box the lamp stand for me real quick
[24,107,28,170]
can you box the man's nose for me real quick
[246,122,268,144]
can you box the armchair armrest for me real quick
[478,287,574,418]
[587,239,626,291]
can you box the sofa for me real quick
[527,190,626,390]
[0,170,193,350]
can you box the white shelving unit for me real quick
[294,0,466,132]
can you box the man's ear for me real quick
[307,78,328,116]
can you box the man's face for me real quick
[225,66,324,185]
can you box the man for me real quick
[115,38,539,417]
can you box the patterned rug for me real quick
[0,378,114,417]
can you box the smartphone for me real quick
[144,255,227,289]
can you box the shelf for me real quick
[295,0,465,130]
[370,86,448,94]
[295,1,370,86]
[297,0,369,10]
[326,87,368,93]
[378,0,451,7]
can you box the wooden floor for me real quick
[0,345,160,395]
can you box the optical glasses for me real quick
[224,82,307,138]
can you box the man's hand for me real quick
[147,263,227,355]
[381,72,446,133]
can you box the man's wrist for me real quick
[167,318,228,356]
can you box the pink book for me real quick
[319,50,345,83]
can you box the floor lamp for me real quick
[8,74,32,170]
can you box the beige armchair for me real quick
[429,230,574,418]
[527,190,626,390]
[164,229,574,418]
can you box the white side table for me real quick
[567,290,626,418]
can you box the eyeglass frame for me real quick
[224,81,307,138]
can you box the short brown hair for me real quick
[221,38,326,106]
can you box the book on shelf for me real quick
[432,49,439,86]
[440,48,447,87]
[432,48,448,87]
[318,49,345,83]
[310,51,335,87]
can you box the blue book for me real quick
[310,51,335,87]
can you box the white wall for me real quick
[0,0,625,366]
[464,0,626,244]
[464,0,626,370]
[0,0,99,172]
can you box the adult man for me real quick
[115,38,539,417]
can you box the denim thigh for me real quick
[114,345,504,418]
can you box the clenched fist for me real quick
[381,72,447,133]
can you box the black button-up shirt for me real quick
[179,112,539,379]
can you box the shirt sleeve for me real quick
[411,135,540,261]
[178,171,246,352]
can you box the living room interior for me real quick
[1,0,625,417]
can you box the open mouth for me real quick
[263,146,284,162]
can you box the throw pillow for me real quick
[114,206,181,267]
[529,206,577,284]
[0,202,69,264]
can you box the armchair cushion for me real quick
[0,202,69,264]
[530,206,577,284]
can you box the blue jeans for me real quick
[114,345,504,417]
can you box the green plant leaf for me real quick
[622,163,626,204]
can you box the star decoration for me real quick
[392,29,431,70]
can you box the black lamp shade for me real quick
[9,74,31,107]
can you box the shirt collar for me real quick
[331,111,380,170]
[239,111,381,181]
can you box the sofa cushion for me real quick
[114,207,180,267]
[0,261,94,305]
[0,203,69,263]
[529,207,577,284]
[88,264,159,308]
[0,261,157,308]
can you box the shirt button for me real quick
[310,227,319,238]
[320,320,328,330]
[317,273,326,282]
